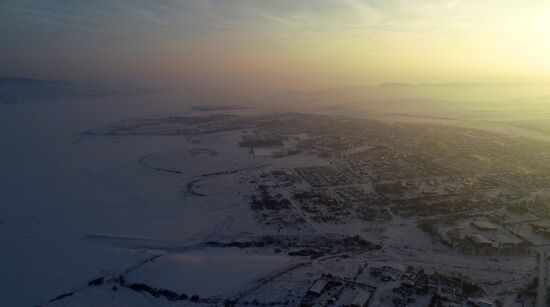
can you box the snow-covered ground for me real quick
[0,94,223,306]
[2,94,548,306]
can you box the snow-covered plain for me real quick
[0,94,247,306]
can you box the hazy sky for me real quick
[2,0,550,93]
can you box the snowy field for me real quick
[0,94,227,306]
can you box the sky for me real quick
[2,0,550,94]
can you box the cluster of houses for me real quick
[304,278,375,307]
[369,265,497,307]
[446,220,531,255]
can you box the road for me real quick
[268,170,319,232]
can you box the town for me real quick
[73,111,550,306]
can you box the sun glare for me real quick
[510,11,550,67]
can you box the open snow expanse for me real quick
[125,249,291,297]
[0,94,219,306]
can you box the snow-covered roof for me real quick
[351,290,372,307]
[308,279,328,295]
[471,221,498,230]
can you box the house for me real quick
[465,234,494,248]
[477,298,495,307]
[307,279,328,296]
[530,222,550,237]
[351,290,372,307]
[471,221,498,231]
[493,233,522,250]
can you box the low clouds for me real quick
[1,0,549,90]
[3,0,528,51]
[1,0,382,40]
[1,0,542,41]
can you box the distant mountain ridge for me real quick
[378,82,491,88]
[0,77,73,85]
[0,77,155,103]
